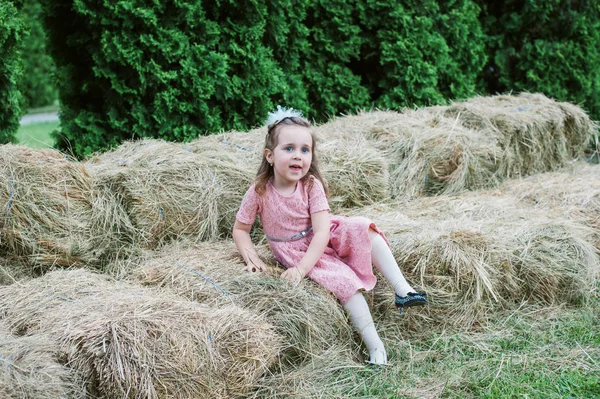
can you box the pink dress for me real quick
[236,176,386,305]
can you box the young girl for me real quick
[232,107,427,365]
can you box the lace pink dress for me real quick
[236,176,386,305]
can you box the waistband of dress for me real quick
[266,226,313,242]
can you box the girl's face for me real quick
[265,125,313,191]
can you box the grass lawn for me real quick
[327,298,600,398]
[16,120,58,149]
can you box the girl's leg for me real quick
[369,229,416,297]
[343,292,388,365]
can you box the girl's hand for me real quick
[280,267,305,284]
[243,257,268,273]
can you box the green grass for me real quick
[16,121,58,149]
[324,298,600,398]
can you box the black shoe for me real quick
[395,291,427,309]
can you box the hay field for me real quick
[1,93,599,398]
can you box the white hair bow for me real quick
[265,106,303,126]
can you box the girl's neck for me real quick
[271,178,298,196]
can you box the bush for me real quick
[0,1,25,144]
[39,0,293,157]
[40,0,488,156]
[477,0,600,124]
[18,0,58,109]
[353,0,486,109]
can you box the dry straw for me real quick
[0,322,81,399]
[443,92,594,178]
[126,241,355,367]
[0,257,34,286]
[85,138,256,247]
[316,94,595,200]
[344,192,600,327]
[0,145,101,269]
[320,135,390,210]
[0,269,281,398]
[498,162,600,238]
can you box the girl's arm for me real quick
[233,219,268,272]
[281,210,330,283]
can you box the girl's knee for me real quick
[368,226,379,241]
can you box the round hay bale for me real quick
[126,241,354,366]
[0,145,102,269]
[85,139,239,247]
[443,92,594,177]
[0,269,281,398]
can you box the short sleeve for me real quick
[236,184,261,225]
[307,177,330,214]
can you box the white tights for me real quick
[343,231,417,365]
[343,293,387,365]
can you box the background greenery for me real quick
[0,0,25,144]
[2,0,600,157]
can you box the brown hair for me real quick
[254,116,328,196]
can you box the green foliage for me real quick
[477,0,600,123]
[353,0,486,109]
[40,0,292,157]
[18,0,58,109]
[39,0,487,157]
[0,0,25,144]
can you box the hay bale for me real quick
[320,135,390,210]
[0,269,281,398]
[85,139,253,247]
[344,193,600,326]
[250,346,363,398]
[499,162,600,233]
[385,113,502,198]
[0,257,34,286]
[127,242,354,365]
[0,322,82,399]
[0,145,103,269]
[444,92,594,177]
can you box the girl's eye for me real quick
[302,148,310,153]
[285,147,292,152]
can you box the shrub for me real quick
[39,0,292,157]
[0,0,25,144]
[477,0,600,124]
[353,0,487,109]
[18,0,58,109]
[39,0,488,156]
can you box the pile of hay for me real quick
[0,145,100,269]
[316,94,595,200]
[320,135,390,209]
[126,242,355,366]
[499,162,600,234]
[85,139,255,246]
[344,192,600,326]
[0,257,33,286]
[317,107,502,199]
[0,269,281,398]
[443,92,595,178]
[0,322,81,399]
